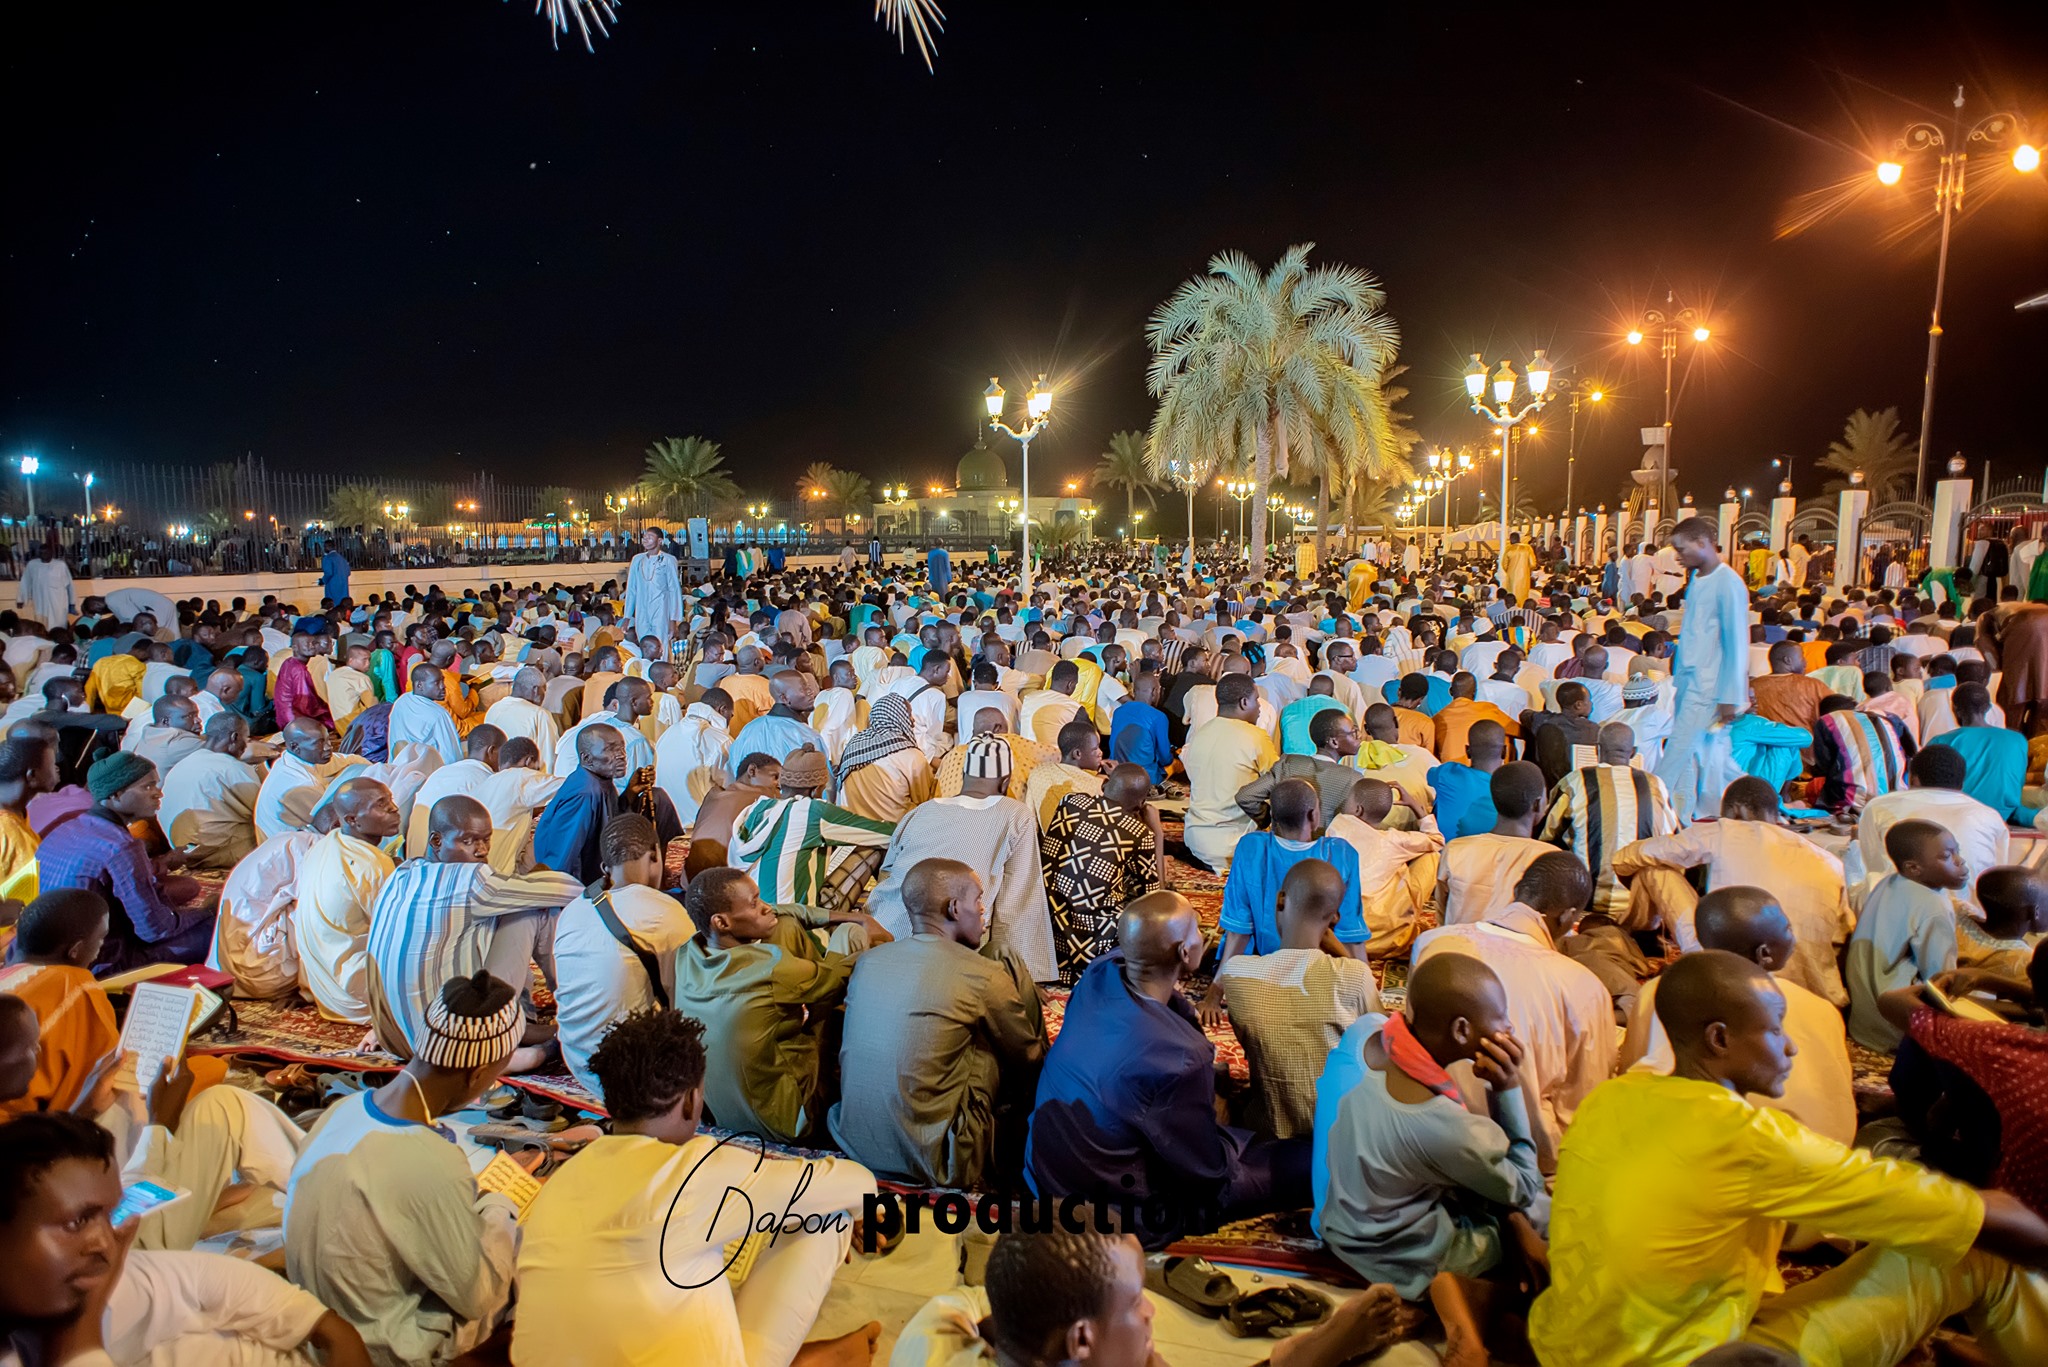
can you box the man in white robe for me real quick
[293,778,402,1024]
[255,719,368,840]
[388,664,464,766]
[482,665,560,756]
[655,691,732,825]
[14,544,74,628]
[209,825,322,999]
[621,527,686,654]
[159,712,265,869]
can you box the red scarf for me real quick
[1382,1011,1462,1104]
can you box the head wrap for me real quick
[964,735,1014,785]
[417,971,522,1070]
[87,751,156,802]
[780,744,831,790]
[835,693,918,781]
[292,615,329,636]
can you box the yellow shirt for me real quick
[0,808,39,902]
[1529,1073,1984,1367]
[84,654,146,714]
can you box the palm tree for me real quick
[1144,244,1402,576]
[534,486,579,529]
[1091,432,1158,530]
[796,462,840,525]
[1818,407,1918,502]
[642,436,740,520]
[821,468,872,531]
[326,482,388,531]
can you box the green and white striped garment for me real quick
[727,795,895,904]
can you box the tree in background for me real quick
[325,482,388,531]
[1144,244,1402,575]
[642,436,741,520]
[821,468,873,533]
[1091,431,1158,532]
[1819,407,1918,502]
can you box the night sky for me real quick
[6,2,2045,519]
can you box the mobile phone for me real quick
[177,842,202,855]
[110,1179,190,1227]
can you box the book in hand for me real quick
[109,982,222,1093]
[474,1150,544,1219]
[1923,981,2005,1023]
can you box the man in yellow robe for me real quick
[1499,531,1536,603]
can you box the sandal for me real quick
[1144,1254,1238,1318]
[1223,1284,1332,1338]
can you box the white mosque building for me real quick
[871,436,1097,542]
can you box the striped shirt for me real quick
[1539,764,1679,916]
[1815,710,1909,812]
[726,796,896,905]
[365,861,584,1052]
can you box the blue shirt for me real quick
[1674,562,1750,708]
[1427,762,1498,839]
[1381,674,1451,717]
[1310,1015,1377,1235]
[927,546,952,590]
[1220,833,1368,950]
[1278,696,1348,756]
[320,550,351,604]
[532,767,618,885]
[1109,699,1173,784]
[1931,725,2040,825]
[1025,952,1234,1229]
[728,711,828,767]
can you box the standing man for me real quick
[319,542,351,607]
[928,540,952,599]
[621,527,685,660]
[1657,517,1751,824]
[1499,531,1535,603]
[15,543,75,630]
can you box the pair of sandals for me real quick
[1145,1254,1331,1338]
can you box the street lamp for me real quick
[985,373,1053,601]
[1874,86,2037,503]
[1465,350,1554,569]
[16,456,37,519]
[1224,479,1254,545]
[78,472,95,523]
[1163,457,1208,563]
[1625,295,1712,521]
[1554,372,1606,521]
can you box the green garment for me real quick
[671,906,849,1144]
[2031,553,2048,604]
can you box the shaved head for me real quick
[1694,886,1796,970]
[1117,890,1202,978]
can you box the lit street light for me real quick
[1873,86,2037,503]
[1552,373,1606,526]
[1464,350,1554,569]
[16,456,38,519]
[1625,295,1712,522]
[1223,479,1254,546]
[985,374,1053,602]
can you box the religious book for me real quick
[1923,982,2005,1024]
[474,1150,544,1219]
[111,983,199,1093]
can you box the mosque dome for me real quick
[955,439,1010,492]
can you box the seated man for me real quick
[387,663,465,765]
[1426,718,1504,840]
[364,796,584,1063]
[1328,776,1442,957]
[1217,858,1382,1138]
[686,749,781,874]
[1040,763,1163,985]
[867,736,1059,984]
[1529,949,2048,1367]
[671,867,879,1144]
[157,711,264,869]
[1027,890,1311,1248]
[1614,776,1851,1007]
[1858,742,2011,917]
[0,890,120,1120]
[286,971,526,1364]
[533,723,644,885]
[728,744,896,911]
[1213,779,1368,992]
[1022,718,1107,830]
[1277,673,1348,757]
[1315,952,1546,1362]
[553,813,694,1096]
[514,1007,880,1367]
[1750,640,1832,739]
[1810,693,1910,814]
[1437,761,1553,927]
[125,694,204,776]
[831,858,1045,1189]
[1413,852,1614,1174]
[551,675,657,784]
[1234,706,1362,834]
[36,752,215,974]
[1538,721,1679,920]
[726,668,826,766]
[1107,669,1172,784]
[0,1110,370,1367]
[1846,818,1966,1052]
[1520,682,1599,789]
[293,777,402,1024]
[1619,886,1856,1146]
[1181,673,1279,875]
[1432,672,1518,766]
[1930,681,2039,825]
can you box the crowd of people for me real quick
[3,516,2048,1366]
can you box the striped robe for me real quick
[1813,710,1910,813]
[726,795,896,905]
[1540,763,1681,915]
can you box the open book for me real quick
[474,1151,544,1218]
[110,982,224,1093]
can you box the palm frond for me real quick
[518,0,618,53]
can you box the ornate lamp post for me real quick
[1224,479,1254,546]
[1626,297,1711,513]
[1875,89,2037,503]
[985,374,1053,602]
[1464,351,1554,569]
